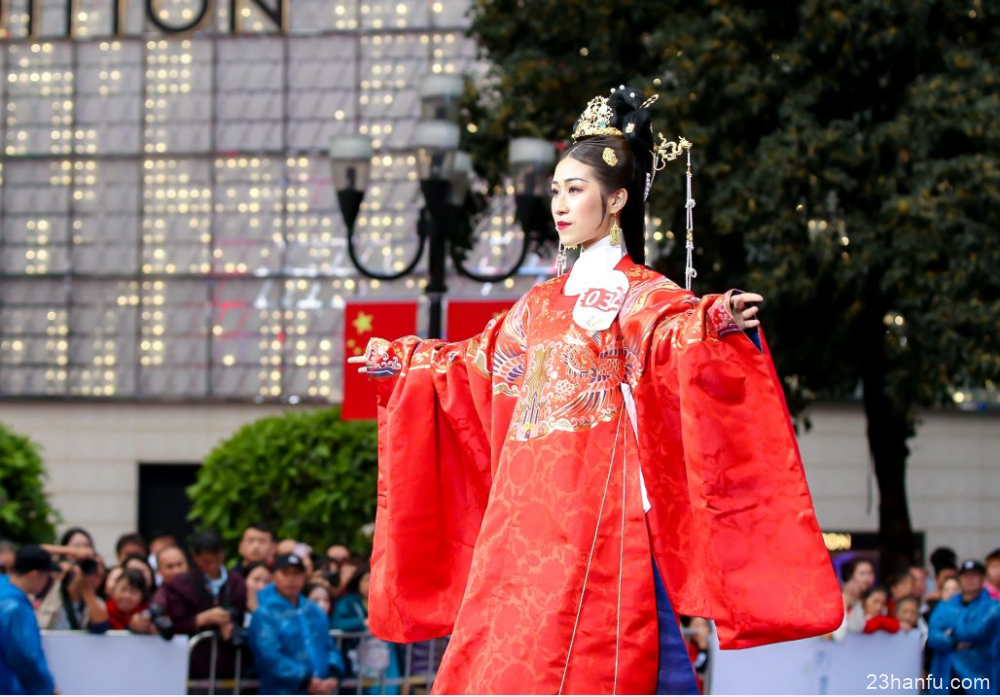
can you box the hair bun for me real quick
[609,86,655,198]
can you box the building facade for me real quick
[1,1,996,566]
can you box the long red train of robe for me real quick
[365,259,843,693]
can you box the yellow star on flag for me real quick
[352,311,374,335]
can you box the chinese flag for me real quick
[446,299,517,342]
[341,302,418,420]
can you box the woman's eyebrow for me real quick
[551,177,590,185]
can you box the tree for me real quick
[465,0,1000,573]
[187,408,379,555]
[0,421,60,543]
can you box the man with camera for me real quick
[0,546,59,695]
[163,530,247,685]
[35,547,109,633]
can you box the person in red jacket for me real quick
[106,568,149,631]
[862,586,901,634]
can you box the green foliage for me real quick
[466,0,999,417]
[187,408,378,555]
[0,421,59,543]
[467,0,1000,567]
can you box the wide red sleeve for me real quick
[366,298,526,643]
[624,282,843,650]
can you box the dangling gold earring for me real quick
[609,216,622,247]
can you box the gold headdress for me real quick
[571,97,623,141]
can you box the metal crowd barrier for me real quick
[186,630,448,695]
[188,627,702,694]
[42,626,702,694]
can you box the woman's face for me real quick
[852,561,876,591]
[940,577,961,601]
[112,580,143,614]
[550,157,624,249]
[308,586,332,615]
[246,566,273,602]
[67,532,94,552]
[863,590,887,617]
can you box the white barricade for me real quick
[709,629,924,694]
[42,630,189,695]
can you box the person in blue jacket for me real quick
[927,559,1000,695]
[331,564,401,695]
[0,546,59,695]
[248,553,345,695]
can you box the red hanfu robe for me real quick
[366,257,843,694]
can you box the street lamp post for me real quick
[330,75,556,339]
[413,118,461,339]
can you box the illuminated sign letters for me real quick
[0,0,288,39]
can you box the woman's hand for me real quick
[729,292,763,331]
[347,338,390,375]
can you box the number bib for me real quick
[572,270,629,332]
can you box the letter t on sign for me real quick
[229,0,285,33]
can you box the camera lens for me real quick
[148,604,175,641]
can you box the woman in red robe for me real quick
[349,87,843,694]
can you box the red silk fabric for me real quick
[368,259,843,693]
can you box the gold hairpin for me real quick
[602,147,618,166]
[644,134,692,201]
[638,94,659,110]
[652,133,692,171]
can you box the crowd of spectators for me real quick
[0,523,417,695]
[832,546,1000,694]
[3,526,997,696]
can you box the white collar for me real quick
[564,235,626,295]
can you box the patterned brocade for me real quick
[366,257,843,694]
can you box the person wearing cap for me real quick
[248,553,345,695]
[927,559,1000,694]
[0,546,58,694]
